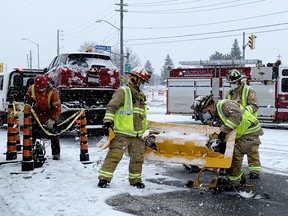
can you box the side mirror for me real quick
[43,68,48,73]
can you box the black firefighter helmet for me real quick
[191,94,214,122]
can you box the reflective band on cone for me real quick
[6,103,17,160]
[14,115,21,152]
[79,111,89,161]
[21,105,34,171]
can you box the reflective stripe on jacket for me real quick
[227,85,257,117]
[109,86,147,137]
[217,99,261,139]
[28,84,61,123]
[31,85,53,110]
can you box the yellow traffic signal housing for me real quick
[248,34,255,50]
[0,63,3,72]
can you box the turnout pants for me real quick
[228,134,261,185]
[98,133,145,184]
[32,122,60,156]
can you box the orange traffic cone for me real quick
[6,103,17,160]
[79,111,89,161]
[21,104,34,171]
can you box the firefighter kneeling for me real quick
[191,95,263,191]
[25,74,62,161]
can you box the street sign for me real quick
[125,63,131,72]
[95,45,111,51]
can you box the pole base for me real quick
[80,153,89,162]
[21,161,34,171]
[16,144,22,152]
[6,151,17,160]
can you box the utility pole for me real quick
[242,32,246,60]
[29,50,33,69]
[116,0,127,77]
[57,29,60,55]
[26,54,29,69]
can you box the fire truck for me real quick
[166,59,288,123]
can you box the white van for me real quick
[0,68,44,125]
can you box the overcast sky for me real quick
[1,0,288,74]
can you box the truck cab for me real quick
[0,68,44,125]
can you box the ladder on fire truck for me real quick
[179,59,262,67]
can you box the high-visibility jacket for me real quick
[226,84,257,116]
[104,86,147,137]
[217,99,261,139]
[27,84,61,123]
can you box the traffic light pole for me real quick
[242,32,256,61]
[242,32,249,61]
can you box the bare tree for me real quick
[78,42,141,71]
[110,47,141,70]
[78,41,95,52]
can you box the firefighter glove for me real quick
[144,135,157,151]
[46,119,55,130]
[207,132,226,154]
[218,131,227,141]
[103,121,113,136]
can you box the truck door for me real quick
[167,78,195,115]
[167,78,214,115]
[249,81,276,121]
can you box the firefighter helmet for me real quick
[34,74,47,91]
[191,94,214,113]
[127,67,150,83]
[226,69,244,83]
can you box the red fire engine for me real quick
[166,59,288,123]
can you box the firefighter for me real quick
[226,69,261,179]
[98,67,150,189]
[191,95,263,189]
[25,74,62,160]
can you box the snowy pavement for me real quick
[0,112,288,215]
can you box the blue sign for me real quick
[95,45,111,51]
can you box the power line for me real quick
[127,27,288,46]
[126,22,288,41]
[125,10,288,30]
[63,3,116,34]
[129,0,265,14]
[129,0,204,7]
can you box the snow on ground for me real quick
[0,91,288,215]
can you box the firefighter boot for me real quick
[130,182,145,189]
[250,173,260,179]
[98,180,109,188]
[52,154,61,160]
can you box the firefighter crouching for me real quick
[191,95,263,190]
[98,67,150,189]
[225,69,261,179]
[25,74,62,160]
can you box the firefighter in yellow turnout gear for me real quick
[191,95,263,189]
[226,69,261,179]
[98,67,150,189]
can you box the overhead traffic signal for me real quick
[0,63,3,72]
[248,34,256,50]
